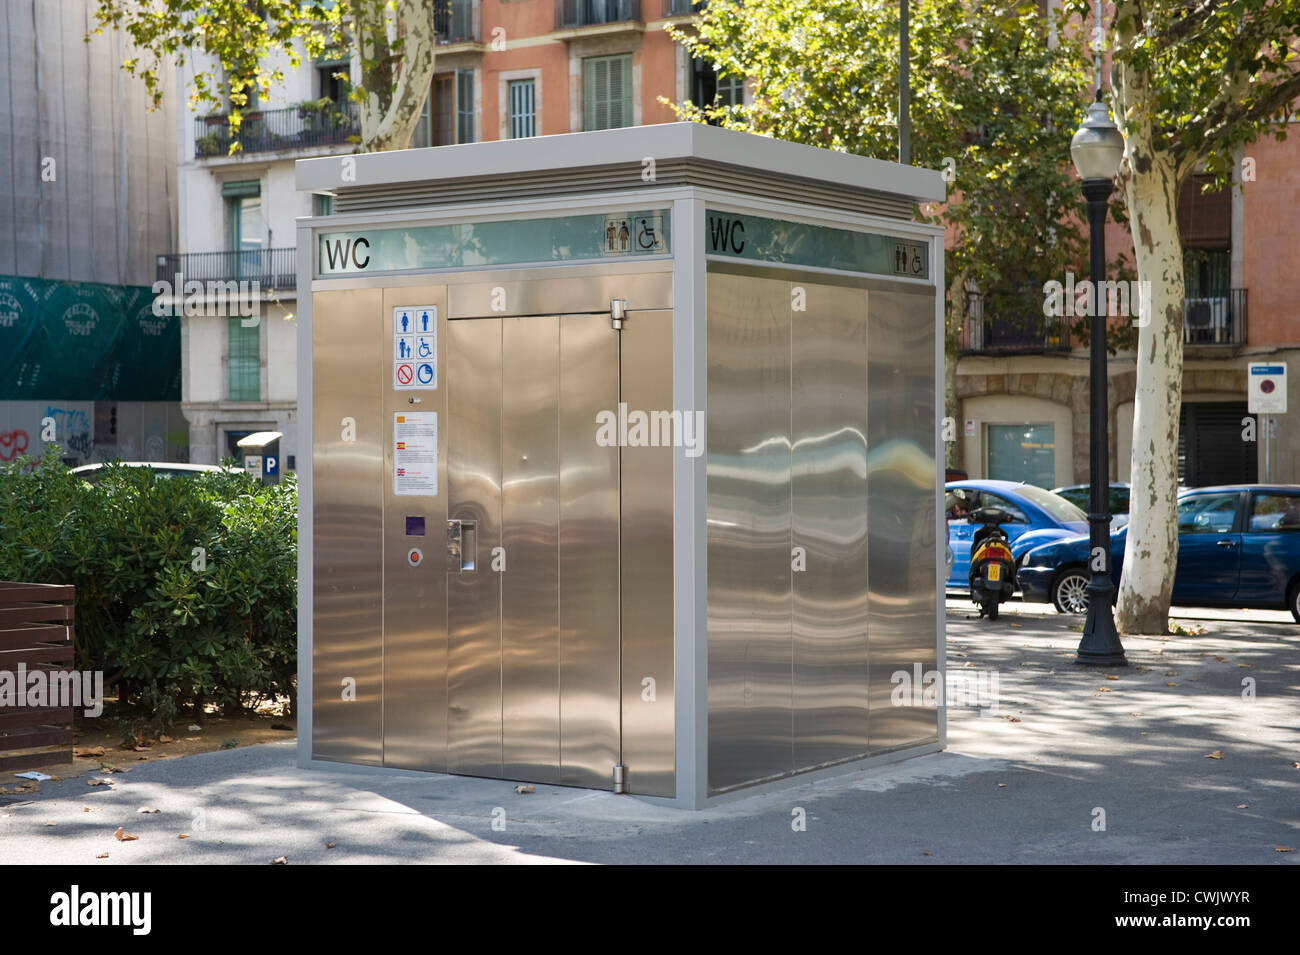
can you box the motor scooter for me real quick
[968,506,1015,620]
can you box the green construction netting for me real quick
[0,274,180,401]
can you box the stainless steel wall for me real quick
[312,289,384,764]
[706,264,935,794]
[865,287,939,752]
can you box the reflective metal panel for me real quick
[501,316,561,782]
[557,313,620,788]
[619,308,676,797]
[447,318,503,776]
[448,270,672,318]
[867,286,939,751]
[382,288,448,770]
[706,269,793,792]
[312,289,384,764]
[792,284,870,768]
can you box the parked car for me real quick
[1051,482,1131,529]
[945,481,1089,591]
[1018,484,1300,621]
[70,462,243,484]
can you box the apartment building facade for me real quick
[173,0,731,469]
[951,130,1300,490]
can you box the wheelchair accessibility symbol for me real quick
[417,336,433,358]
[416,362,435,385]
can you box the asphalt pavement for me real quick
[3,600,1297,864]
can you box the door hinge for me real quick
[610,298,628,330]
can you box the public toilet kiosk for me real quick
[296,123,946,809]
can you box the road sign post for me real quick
[1248,362,1287,483]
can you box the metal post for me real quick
[899,0,910,165]
[1076,178,1127,666]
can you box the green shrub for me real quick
[0,451,297,721]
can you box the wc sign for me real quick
[1248,362,1287,414]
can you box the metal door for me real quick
[445,313,621,788]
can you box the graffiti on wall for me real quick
[0,429,29,462]
[45,406,92,460]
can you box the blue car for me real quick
[945,481,1090,591]
[1018,484,1300,621]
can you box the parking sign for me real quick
[1248,362,1287,414]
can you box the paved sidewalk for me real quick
[3,603,1297,864]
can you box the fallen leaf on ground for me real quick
[922,850,931,856]
[996,783,1006,788]
[44,821,56,827]
[1236,804,1249,809]
[1000,715,1021,723]
[74,746,107,758]
[1105,674,1120,681]
[1165,682,1179,687]
[1205,750,1224,760]
[132,745,150,752]
[1212,655,1225,662]
[1096,688,1112,693]
[158,735,173,743]
[95,852,108,859]
[515,785,534,794]
[271,856,288,865]
[87,778,113,787]
[1237,663,1251,669]
[326,842,336,849]
[137,807,160,814]
[1276,846,1294,853]
[113,827,138,842]
[177,834,189,839]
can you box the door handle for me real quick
[447,519,477,571]
[1215,539,1236,547]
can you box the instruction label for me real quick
[394,306,436,391]
[394,412,438,496]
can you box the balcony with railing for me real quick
[556,0,641,30]
[957,293,1073,355]
[194,102,359,158]
[155,248,297,289]
[1183,288,1247,346]
[436,0,478,44]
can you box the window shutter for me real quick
[609,56,627,128]
[456,69,475,143]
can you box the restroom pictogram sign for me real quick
[394,306,437,390]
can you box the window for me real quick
[312,193,334,217]
[1176,493,1239,534]
[978,492,1029,524]
[1249,494,1300,532]
[691,57,744,122]
[316,61,351,103]
[228,317,260,401]
[1014,483,1086,523]
[508,79,536,138]
[583,54,632,131]
[222,180,263,279]
[986,423,1055,490]
[413,70,475,147]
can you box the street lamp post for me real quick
[1070,91,1127,667]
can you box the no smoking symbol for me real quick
[397,363,414,385]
